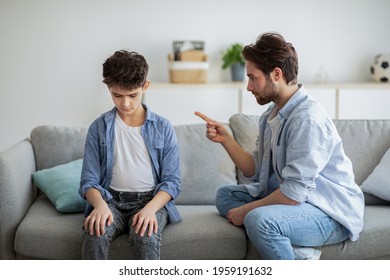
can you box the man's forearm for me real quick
[222,138,256,177]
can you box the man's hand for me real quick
[195,111,230,144]
[195,111,256,177]
[227,205,249,227]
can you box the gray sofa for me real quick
[1,114,390,260]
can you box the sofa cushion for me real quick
[174,123,237,205]
[14,196,84,259]
[319,205,390,259]
[14,197,246,260]
[30,126,88,170]
[360,147,390,201]
[110,206,247,260]
[32,159,86,213]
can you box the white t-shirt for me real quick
[267,107,282,182]
[110,112,155,193]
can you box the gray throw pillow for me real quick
[361,147,390,201]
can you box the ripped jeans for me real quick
[82,189,168,260]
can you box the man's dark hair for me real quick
[242,32,299,84]
[102,50,149,90]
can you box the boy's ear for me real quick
[143,80,151,91]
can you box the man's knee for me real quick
[244,207,271,232]
[215,186,232,216]
[215,186,230,202]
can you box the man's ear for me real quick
[271,67,283,81]
[143,80,151,91]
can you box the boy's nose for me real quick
[122,97,131,108]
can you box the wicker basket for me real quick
[168,53,208,83]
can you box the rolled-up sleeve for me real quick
[279,118,335,203]
[79,121,112,202]
[156,122,181,200]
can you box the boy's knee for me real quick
[129,232,161,260]
[82,232,111,254]
[129,229,161,247]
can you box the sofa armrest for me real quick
[0,140,36,259]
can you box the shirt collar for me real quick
[278,84,308,120]
[104,103,157,125]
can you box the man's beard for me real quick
[254,76,277,105]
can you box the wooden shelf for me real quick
[151,82,390,90]
[145,82,390,123]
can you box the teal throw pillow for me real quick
[32,159,86,213]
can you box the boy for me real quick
[79,50,181,260]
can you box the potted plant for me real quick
[222,43,245,81]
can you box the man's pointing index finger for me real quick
[194,111,213,123]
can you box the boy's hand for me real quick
[132,206,158,237]
[195,111,230,144]
[84,202,113,237]
[131,191,171,237]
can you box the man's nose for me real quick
[247,82,253,92]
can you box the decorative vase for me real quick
[231,63,245,81]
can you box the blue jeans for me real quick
[216,185,350,260]
[82,189,168,260]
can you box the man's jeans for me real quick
[82,189,168,260]
[216,185,350,260]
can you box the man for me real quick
[195,32,364,260]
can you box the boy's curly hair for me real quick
[103,50,149,90]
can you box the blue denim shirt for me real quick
[245,85,364,241]
[79,105,182,224]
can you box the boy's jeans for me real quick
[216,185,349,260]
[82,189,168,260]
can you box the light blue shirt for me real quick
[246,85,364,241]
[79,105,182,223]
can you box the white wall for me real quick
[1,0,389,152]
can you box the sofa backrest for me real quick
[333,119,390,185]
[229,114,390,205]
[30,116,390,206]
[174,123,237,205]
[30,126,88,170]
[229,114,390,185]
[30,123,237,206]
